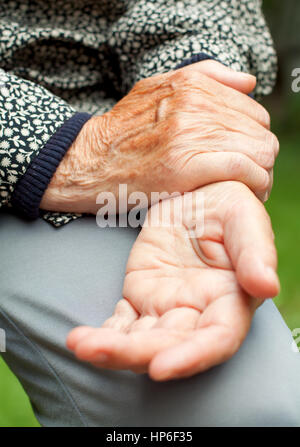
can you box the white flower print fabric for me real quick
[0,0,277,227]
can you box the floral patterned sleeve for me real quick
[0,69,91,223]
[111,0,277,99]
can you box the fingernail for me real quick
[263,191,269,203]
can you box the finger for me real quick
[124,268,242,317]
[182,59,257,94]
[181,151,270,200]
[173,96,278,165]
[171,67,270,129]
[212,105,279,166]
[149,325,236,380]
[71,327,186,370]
[174,102,278,169]
[129,315,157,331]
[219,131,277,170]
[223,184,279,298]
[149,293,253,381]
[153,307,200,331]
[66,326,95,351]
[67,298,139,353]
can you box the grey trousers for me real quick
[0,211,300,427]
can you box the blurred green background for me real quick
[262,0,300,329]
[0,0,299,427]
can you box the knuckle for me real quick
[257,168,270,193]
[271,132,280,156]
[261,131,279,168]
[258,135,275,169]
[229,153,248,174]
[170,69,188,85]
[259,106,271,128]
[229,153,269,193]
[170,68,203,87]
[251,100,271,128]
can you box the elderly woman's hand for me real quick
[66,181,279,380]
[41,61,278,214]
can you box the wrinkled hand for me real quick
[98,61,278,202]
[41,60,278,214]
[67,181,279,381]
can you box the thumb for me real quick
[191,59,257,94]
[223,186,280,299]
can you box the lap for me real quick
[1,211,300,427]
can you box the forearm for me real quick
[40,116,109,215]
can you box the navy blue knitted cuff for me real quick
[175,52,216,70]
[11,112,92,219]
